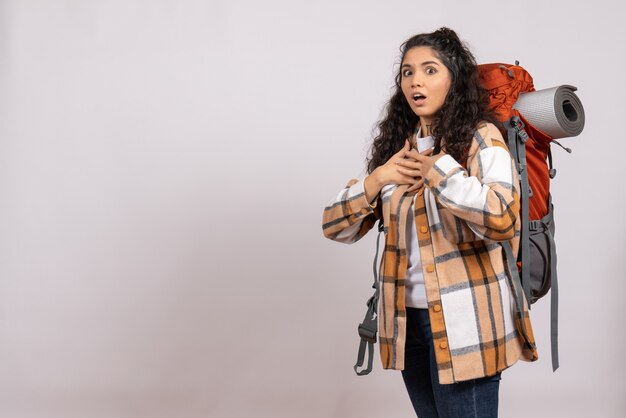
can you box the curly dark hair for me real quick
[366,27,498,173]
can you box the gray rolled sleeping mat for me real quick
[508,84,584,372]
[513,85,585,139]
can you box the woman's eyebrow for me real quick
[401,60,440,68]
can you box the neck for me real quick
[419,120,433,137]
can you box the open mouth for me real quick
[412,93,427,104]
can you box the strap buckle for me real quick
[357,322,377,344]
[509,115,526,131]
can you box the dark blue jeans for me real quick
[401,308,501,417]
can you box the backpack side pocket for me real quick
[526,212,556,304]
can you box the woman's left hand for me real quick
[396,148,446,192]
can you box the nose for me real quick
[411,76,423,88]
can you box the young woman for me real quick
[322,27,538,417]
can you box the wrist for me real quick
[372,168,388,189]
[364,170,384,204]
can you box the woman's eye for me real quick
[403,69,412,77]
[425,67,437,75]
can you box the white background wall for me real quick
[1,0,624,417]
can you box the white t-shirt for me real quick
[405,127,433,309]
[405,199,427,308]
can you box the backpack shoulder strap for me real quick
[505,116,533,304]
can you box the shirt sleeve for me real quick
[424,123,520,242]
[322,179,380,244]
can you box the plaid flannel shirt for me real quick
[322,122,538,384]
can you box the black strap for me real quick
[354,220,384,375]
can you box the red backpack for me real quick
[478,62,578,372]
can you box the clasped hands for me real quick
[377,140,444,193]
[364,140,445,203]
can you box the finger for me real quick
[395,159,420,169]
[406,181,420,193]
[393,140,411,157]
[407,178,425,193]
[397,167,420,177]
[421,148,434,156]
[395,173,418,186]
[407,150,427,162]
[403,148,421,161]
[401,163,424,178]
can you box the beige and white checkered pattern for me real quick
[323,122,538,384]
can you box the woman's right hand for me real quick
[364,140,417,203]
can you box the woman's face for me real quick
[400,46,452,129]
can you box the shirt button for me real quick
[426,265,435,273]
[420,225,428,234]
[439,341,448,349]
[433,304,442,312]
